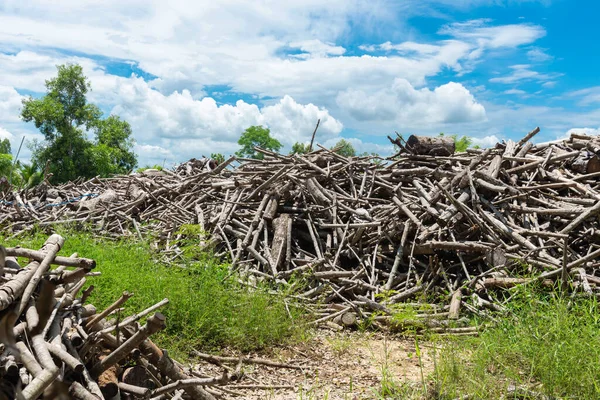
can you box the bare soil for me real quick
[197,330,435,400]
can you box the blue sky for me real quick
[0,0,598,166]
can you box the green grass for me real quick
[433,284,600,399]
[1,229,305,359]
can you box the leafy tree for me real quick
[18,163,43,188]
[235,125,282,160]
[0,138,10,154]
[21,64,137,183]
[0,154,12,177]
[210,153,225,164]
[331,139,356,157]
[289,142,311,155]
[453,135,472,152]
[90,115,137,176]
[0,154,23,186]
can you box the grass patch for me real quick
[1,229,306,359]
[434,284,600,399]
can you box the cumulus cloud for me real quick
[566,127,600,137]
[134,144,175,167]
[0,127,13,140]
[0,2,562,165]
[0,3,550,103]
[0,51,98,93]
[91,74,343,165]
[0,85,23,121]
[471,135,500,147]
[336,79,486,125]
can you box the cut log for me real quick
[405,135,455,156]
[571,154,600,174]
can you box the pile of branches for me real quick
[0,235,300,399]
[3,128,600,329]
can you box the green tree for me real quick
[0,138,10,154]
[0,154,12,177]
[0,154,23,186]
[453,135,472,152]
[439,132,473,152]
[18,163,43,188]
[210,153,225,164]
[235,126,282,160]
[90,115,137,176]
[331,139,356,157]
[0,139,23,186]
[21,64,137,183]
[289,142,310,155]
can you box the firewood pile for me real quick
[3,128,600,328]
[0,234,307,399]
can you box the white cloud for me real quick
[134,144,175,167]
[527,47,553,62]
[542,81,557,88]
[566,127,600,137]
[503,89,527,95]
[567,86,600,106]
[0,85,23,122]
[490,64,561,84]
[0,4,549,104]
[471,134,499,147]
[374,41,444,55]
[288,40,346,59]
[0,51,98,93]
[0,3,562,165]
[260,95,343,144]
[0,127,13,140]
[439,19,546,49]
[91,74,342,165]
[336,79,486,125]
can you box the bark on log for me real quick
[405,135,455,156]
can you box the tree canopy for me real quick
[235,126,282,160]
[0,139,10,155]
[289,142,310,155]
[21,64,137,183]
[331,139,356,157]
[210,153,225,164]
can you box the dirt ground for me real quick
[196,330,436,400]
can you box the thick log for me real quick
[405,135,455,156]
[571,154,600,174]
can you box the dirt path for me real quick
[198,330,435,399]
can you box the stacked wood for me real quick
[3,129,600,328]
[0,235,300,399]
